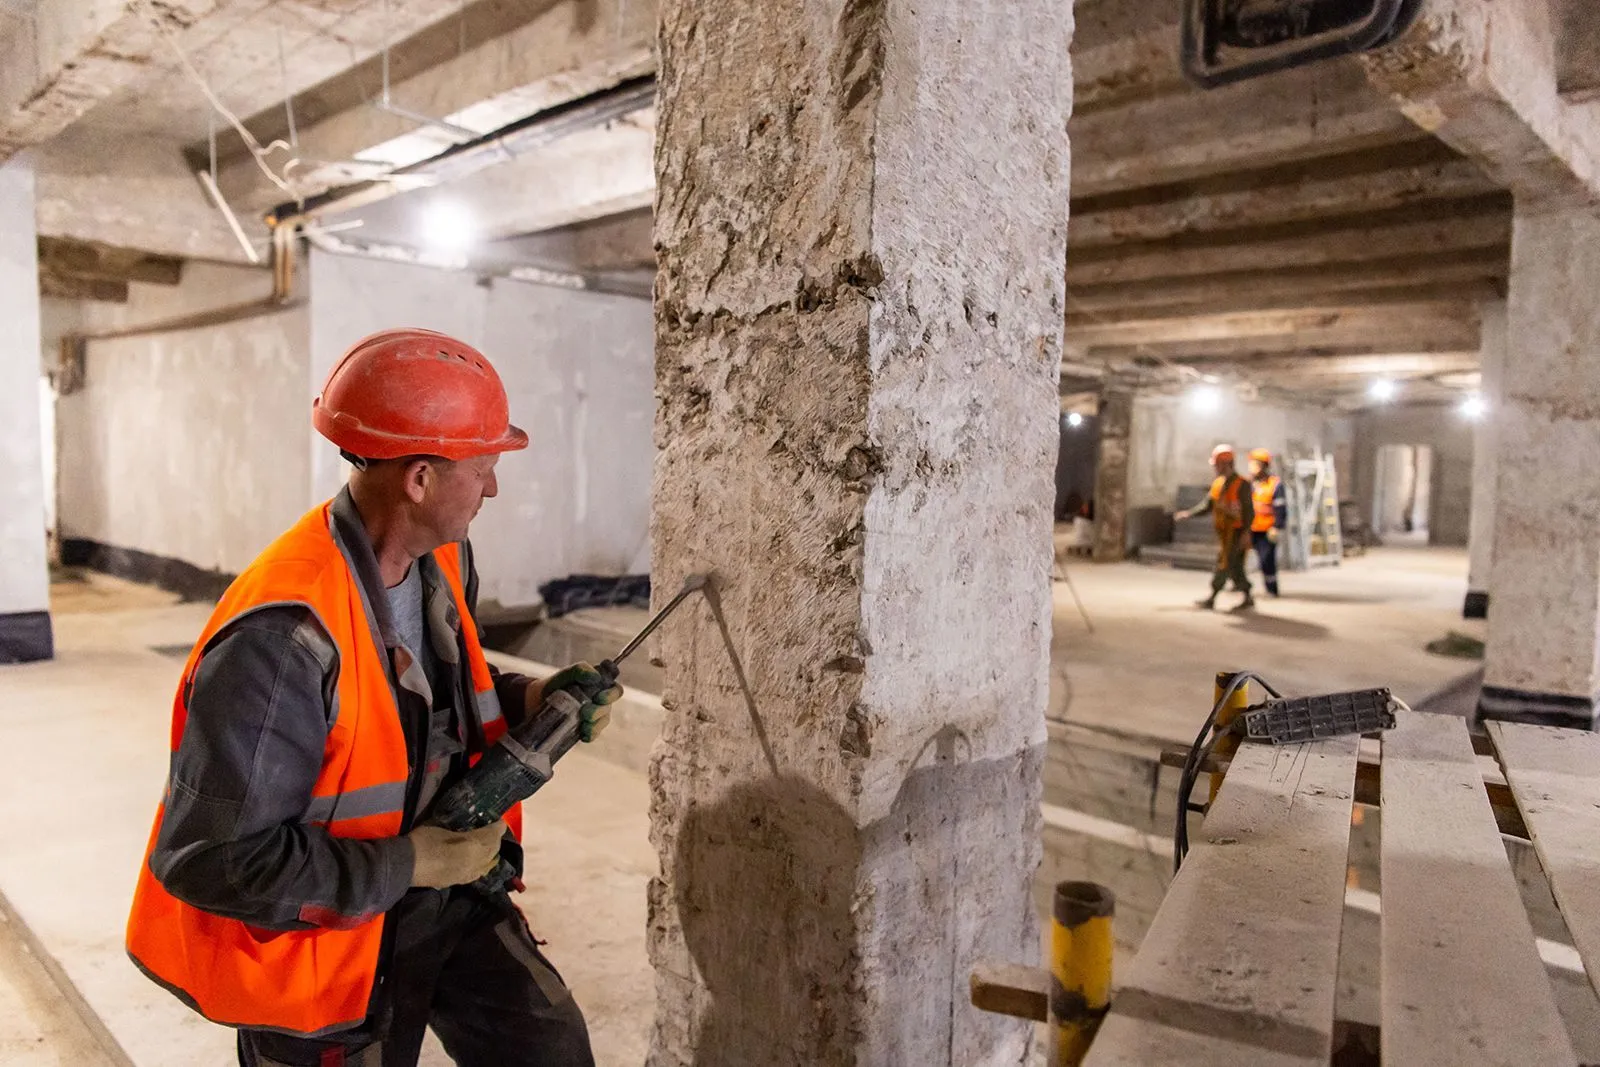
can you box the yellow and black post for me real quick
[1208,670,1250,805]
[1050,881,1115,1067]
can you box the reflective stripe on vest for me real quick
[1252,475,1280,532]
[127,503,513,1037]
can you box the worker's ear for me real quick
[400,458,433,504]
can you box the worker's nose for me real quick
[483,470,498,499]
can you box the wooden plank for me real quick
[1489,721,1600,1001]
[1380,712,1577,1066]
[968,961,1048,1022]
[1084,737,1358,1066]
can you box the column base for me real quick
[0,610,53,663]
[1477,685,1598,731]
[1462,590,1490,619]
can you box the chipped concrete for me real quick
[648,0,1071,1062]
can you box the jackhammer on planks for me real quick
[430,573,712,890]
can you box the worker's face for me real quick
[409,454,500,543]
[1249,459,1265,479]
[1214,457,1232,477]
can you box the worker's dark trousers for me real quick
[1252,530,1280,596]
[238,887,593,1067]
[1211,529,1251,596]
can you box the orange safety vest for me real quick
[1252,475,1281,533]
[126,501,519,1037]
[1208,474,1248,533]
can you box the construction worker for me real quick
[126,328,621,1067]
[1249,447,1287,597]
[1175,443,1256,611]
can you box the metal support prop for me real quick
[1050,881,1115,1067]
[1208,671,1250,805]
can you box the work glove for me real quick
[530,662,624,743]
[1267,528,1280,544]
[405,821,506,889]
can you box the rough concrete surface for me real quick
[648,0,1071,1063]
[1467,301,1507,596]
[1484,206,1600,704]
[0,156,51,620]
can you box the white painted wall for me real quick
[308,249,655,609]
[54,264,312,574]
[0,157,51,619]
[1128,390,1348,512]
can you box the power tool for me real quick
[430,574,710,888]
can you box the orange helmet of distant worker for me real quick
[1249,448,1272,465]
[313,328,528,461]
[1210,444,1235,465]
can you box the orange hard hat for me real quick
[1249,448,1272,464]
[313,328,528,461]
[1210,444,1235,463]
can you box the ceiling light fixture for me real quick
[1368,378,1397,402]
[1460,393,1487,420]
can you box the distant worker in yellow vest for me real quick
[1175,444,1256,611]
[1249,447,1287,598]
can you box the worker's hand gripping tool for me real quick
[429,575,709,890]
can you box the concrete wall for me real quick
[308,249,655,610]
[54,263,312,575]
[0,156,51,651]
[1127,392,1349,540]
[1350,404,1474,547]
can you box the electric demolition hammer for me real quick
[429,575,709,890]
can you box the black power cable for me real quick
[1173,670,1283,874]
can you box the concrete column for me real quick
[648,0,1070,1062]
[1480,206,1600,728]
[0,156,52,662]
[1464,300,1506,618]
[1091,386,1132,562]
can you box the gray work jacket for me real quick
[148,487,535,930]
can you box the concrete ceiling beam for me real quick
[1173,352,1480,379]
[212,0,654,209]
[1068,211,1510,287]
[325,107,655,243]
[1070,57,1417,197]
[1066,247,1507,315]
[488,207,654,273]
[37,236,183,286]
[1083,329,1479,363]
[1069,153,1500,248]
[1554,0,1600,103]
[37,269,128,303]
[1363,0,1600,209]
[0,0,222,161]
[1068,280,1506,325]
[1067,302,1479,349]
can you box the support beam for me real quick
[1068,212,1510,288]
[0,157,53,661]
[1554,0,1600,103]
[1085,332,1477,364]
[1363,0,1600,210]
[1173,352,1479,381]
[1071,57,1417,197]
[0,0,220,161]
[212,0,654,208]
[1092,387,1132,563]
[1480,206,1600,729]
[1066,248,1508,316]
[1464,300,1505,619]
[37,271,128,304]
[37,237,182,286]
[1068,302,1479,350]
[1069,154,1499,249]
[648,0,1068,1062]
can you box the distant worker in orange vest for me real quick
[126,328,620,1066]
[1249,447,1288,597]
[1175,443,1256,611]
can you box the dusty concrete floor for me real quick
[0,552,1486,1063]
